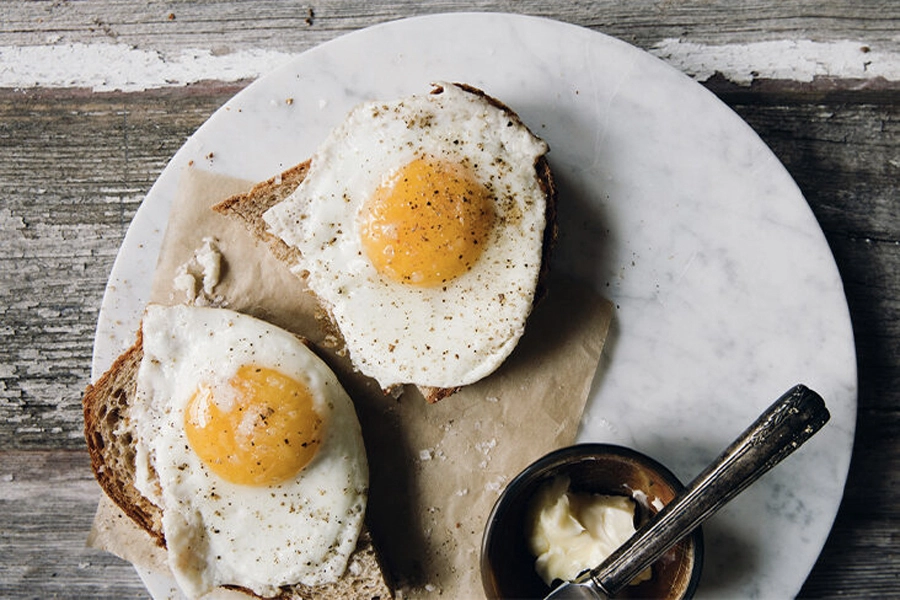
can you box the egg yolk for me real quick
[184,365,324,486]
[359,156,495,286]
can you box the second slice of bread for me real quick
[83,330,393,599]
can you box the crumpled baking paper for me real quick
[88,166,613,599]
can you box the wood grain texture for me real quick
[799,411,900,597]
[1,1,898,597]
[1,86,243,449]
[3,0,900,55]
[0,450,146,598]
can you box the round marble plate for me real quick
[92,12,857,599]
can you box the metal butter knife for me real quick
[544,384,830,600]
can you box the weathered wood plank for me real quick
[799,409,900,597]
[1,86,240,449]
[3,0,899,53]
[0,449,147,597]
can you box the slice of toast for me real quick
[83,330,166,546]
[213,165,463,404]
[213,84,557,404]
[83,332,393,600]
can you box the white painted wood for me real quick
[2,1,900,90]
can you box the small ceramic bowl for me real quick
[481,443,704,599]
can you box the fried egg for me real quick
[263,82,551,391]
[130,304,368,599]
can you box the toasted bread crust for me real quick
[533,153,558,305]
[214,83,557,403]
[213,160,312,268]
[83,330,166,546]
[83,330,393,599]
[418,385,460,404]
[232,525,392,599]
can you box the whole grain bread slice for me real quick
[83,330,165,546]
[213,83,557,404]
[213,160,312,269]
[83,331,393,600]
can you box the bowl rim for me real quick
[481,442,705,599]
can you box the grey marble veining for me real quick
[93,13,857,599]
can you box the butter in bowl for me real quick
[481,443,704,599]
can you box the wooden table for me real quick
[2,2,897,597]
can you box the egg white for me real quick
[264,82,550,391]
[130,304,368,598]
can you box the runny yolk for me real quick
[359,156,495,286]
[184,365,324,486]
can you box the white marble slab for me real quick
[92,12,857,600]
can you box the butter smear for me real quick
[528,476,651,586]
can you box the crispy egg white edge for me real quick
[264,82,549,390]
[130,304,369,598]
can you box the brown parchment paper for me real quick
[89,166,613,598]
